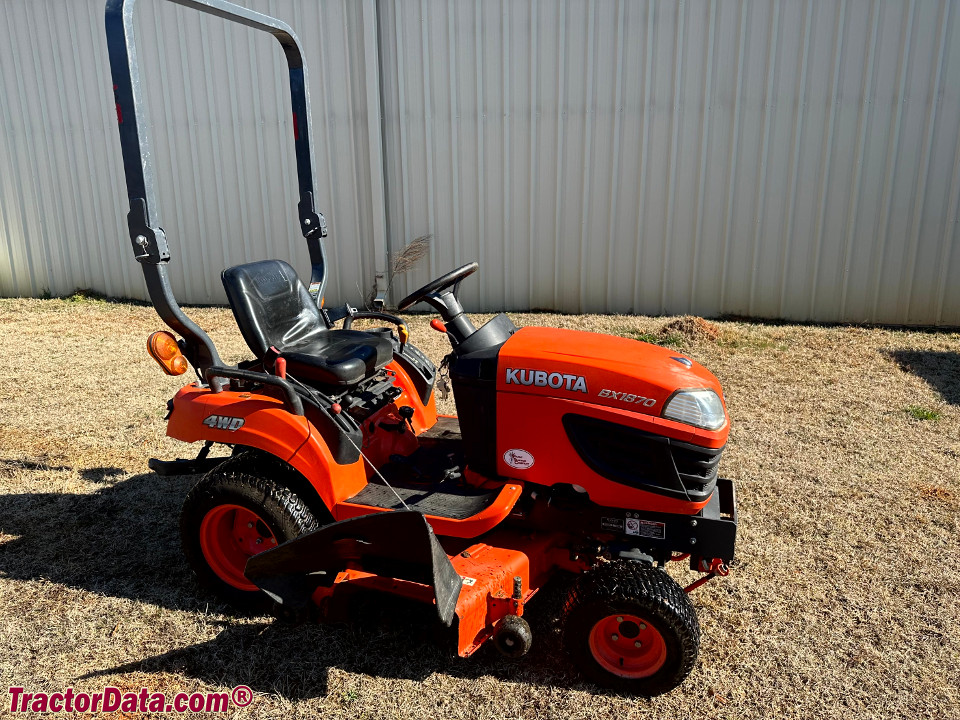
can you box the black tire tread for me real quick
[180,460,319,612]
[224,449,334,524]
[561,561,700,695]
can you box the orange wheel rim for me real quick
[198,504,277,591]
[588,613,667,678]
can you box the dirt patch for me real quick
[659,315,722,343]
[914,481,957,505]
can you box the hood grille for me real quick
[562,413,724,502]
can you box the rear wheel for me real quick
[561,561,700,695]
[180,456,319,611]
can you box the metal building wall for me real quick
[1,1,959,325]
[378,0,960,324]
[0,0,385,306]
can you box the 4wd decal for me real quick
[505,368,588,393]
[202,415,245,431]
[598,389,657,407]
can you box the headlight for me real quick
[662,389,726,430]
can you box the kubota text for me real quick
[505,368,588,393]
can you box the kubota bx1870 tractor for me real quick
[106,0,736,695]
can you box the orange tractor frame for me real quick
[107,0,737,695]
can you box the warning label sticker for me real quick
[625,518,666,539]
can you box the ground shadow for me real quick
[0,468,609,699]
[0,469,202,611]
[0,459,126,483]
[888,350,960,405]
[80,592,595,701]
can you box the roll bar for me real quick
[105,0,329,377]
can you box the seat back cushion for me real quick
[221,259,326,358]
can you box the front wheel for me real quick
[180,457,319,612]
[561,561,700,695]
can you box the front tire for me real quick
[561,561,700,695]
[180,456,319,612]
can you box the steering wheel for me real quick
[396,262,479,344]
[397,262,478,312]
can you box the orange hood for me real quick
[496,326,726,421]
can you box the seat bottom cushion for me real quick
[280,329,394,386]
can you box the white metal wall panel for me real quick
[0,0,383,306]
[2,0,959,325]
[378,0,960,324]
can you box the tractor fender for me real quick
[166,384,366,511]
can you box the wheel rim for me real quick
[199,504,278,591]
[588,613,667,678]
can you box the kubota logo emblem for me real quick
[202,415,245,431]
[505,367,588,393]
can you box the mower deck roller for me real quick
[106,0,737,695]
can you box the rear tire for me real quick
[561,561,700,695]
[180,456,319,612]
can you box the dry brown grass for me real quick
[0,297,958,719]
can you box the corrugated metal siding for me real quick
[378,0,960,324]
[0,0,384,306]
[1,0,959,325]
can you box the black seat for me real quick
[221,260,393,387]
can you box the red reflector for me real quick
[292,111,299,140]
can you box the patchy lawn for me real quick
[0,297,957,719]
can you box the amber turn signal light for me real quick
[147,331,189,376]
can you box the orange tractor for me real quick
[107,0,736,695]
